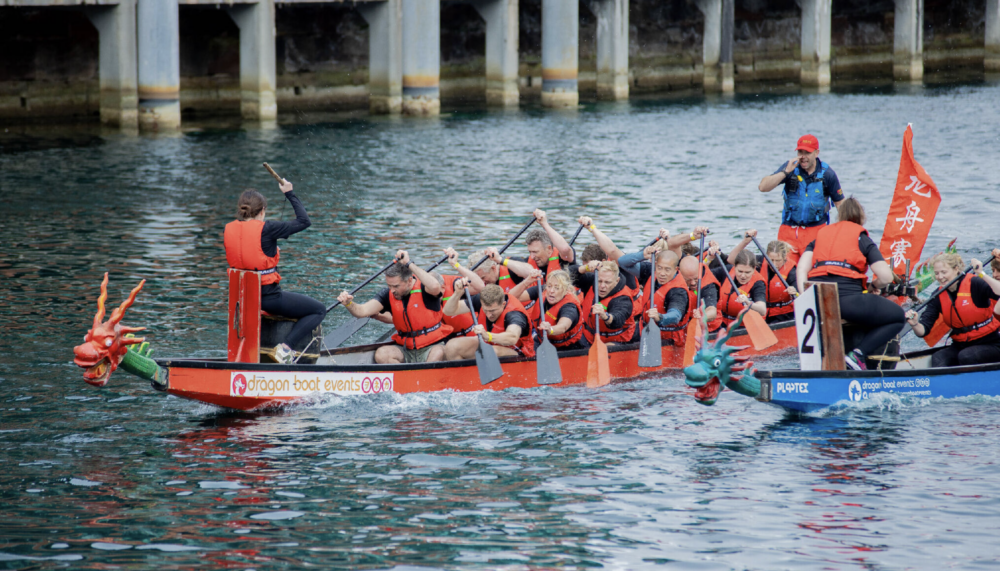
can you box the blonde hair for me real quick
[766,240,790,259]
[596,260,620,278]
[480,284,505,306]
[932,252,963,272]
[546,269,574,297]
[469,250,494,272]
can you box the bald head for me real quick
[679,256,701,290]
[656,251,679,271]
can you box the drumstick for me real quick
[262,163,287,185]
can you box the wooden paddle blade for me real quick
[638,321,662,368]
[743,311,778,350]
[682,318,701,368]
[322,317,371,349]
[475,337,504,385]
[587,339,611,387]
[535,338,563,385]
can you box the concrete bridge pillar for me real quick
[225,1,277,121]
[471,0,519,107]
[893,0,923,82]
[586,0,629,101]
[136,0,180,131]
[541,0,578,108]
[401,0,440,115]
[359,0,403,115]
[799,0,831,88]
[83,0,138,130]
[987,0,1000,72]
[697,0,733,93]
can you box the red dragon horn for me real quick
[108,279,146,327]
[93,273,109,331]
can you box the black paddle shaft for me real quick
[538,275,548,341]
[910,255,997,316]
[568,224,585,247]
[325,259,397,313]
[695,235,706,309]
[470,216,537,271]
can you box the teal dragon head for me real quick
[683,307,760,405]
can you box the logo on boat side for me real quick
[232,374,248,396]
[775,382,809,394]
[848,380,862,401]
[229,372,394,397]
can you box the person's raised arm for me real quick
[759,159,796,193]
[534,209,574,263]
[445,247,485,295]
[728,229,756,263]
[397,250,442,296]
[578,215,624,262]
[443,278,472,317]
[487,247,533,278]
[667,226,709,256]
[971,258,1000,297]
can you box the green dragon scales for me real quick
[683,307,761,405]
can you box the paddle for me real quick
[751,235,798,298]
[682,235,707,367]
[535,276,563,385]
[568,224,585,247]
[466,288,504,385]
[469,216,537,271]
[638,252,662,368]
[262,162,289,220]
[321,260,397,347]
[586,269,612,387]
[899,254,996,340]
[715,255,778,350]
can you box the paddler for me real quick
[442,281,535,359]
[224,180,326,362]
[507,209,577,283]
[796,197,904,371]
[468,247,533,293]
[905,252,1000,367]
[336,251,452,364]
[508,269,589,351]
[758,134,846,264]
[440,247,486,339]
[578,260,638,345]
[706,236,768,327]
[726,230,799,323]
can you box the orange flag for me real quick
[880,125,941,277]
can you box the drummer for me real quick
[906,252,1000,367]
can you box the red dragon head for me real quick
[72,273,147,387]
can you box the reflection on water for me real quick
[3,82,1000,569]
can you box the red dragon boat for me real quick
[72,270,797,411]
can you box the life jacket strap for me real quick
[396,322,442,338]
[952,318,995,336]
[814,259,865,274]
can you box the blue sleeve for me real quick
[659,308,682,327]
[774,161,791,176]
[824,167,845,203]
[617,251,645,275]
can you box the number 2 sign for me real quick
[794,285,824,371]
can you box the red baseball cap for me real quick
[797,134,819,152]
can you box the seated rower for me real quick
[710,238,768,327]
[727,230,798,324]
[443,281,535,359]
[224,180,326,361]
[509,270,589,351]
[469,248,533,294]
[906,252,1000,368]
[797,197,904,371]
[578,260,638,345]
[440,248,486,339]
[336,251,452,364]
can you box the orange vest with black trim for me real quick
[528,247,563,276]
[480,295,535,358]
[441,275,476,337]
[808,221,870,284]
[389,284,454,350]
[641,273,692,344]
[938,274,1000,343]
[543,293,585,348]
[764,261,796,317]
[224,220,281,285]
[718,268,766,324]
[582,279,637,344]
[700,263,725,332]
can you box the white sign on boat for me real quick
[794,285,824,371]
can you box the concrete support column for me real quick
[401,0,440,115]
[720,0,734,92]
[986,0,1000,72]
[359,0,403,115]
[84,0,138,130]
[800,0,831,88]
[541,0,578,108]
[137,0,181,131]
[226,1,278,121]
[586,0,629,101]
[471,0,519,107]
[893,0,923,82]
[696,0,732,92]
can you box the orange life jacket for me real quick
[542,293,585,348]
[582,278,637,344]
[764,260,796,317]
[496,265,515,293]
[718,268,766,324]
[808,221,870,284]
[938,274,1000,343]
[624,272,645,325]
[441,275,476,337]
[700,263,725,332]
[389,283,454,350]
[224,220,281,285]
[528,246,563,276]
[641,273,692,344]
[480,295,535,358]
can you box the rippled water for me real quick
[3,82,1000,569]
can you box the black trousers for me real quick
[839,293,906,357]
[261,290,327,348]
[931,334,1000,368]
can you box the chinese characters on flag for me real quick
[879,125,941,277]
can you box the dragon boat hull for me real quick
[754,347,1000,413]
[156,322,797,411]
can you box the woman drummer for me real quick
[796,197,903,371]
[509,269,588,351]
[223,179,326,361]
[905,252,1000,368]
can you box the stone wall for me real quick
[0,0,991,123]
